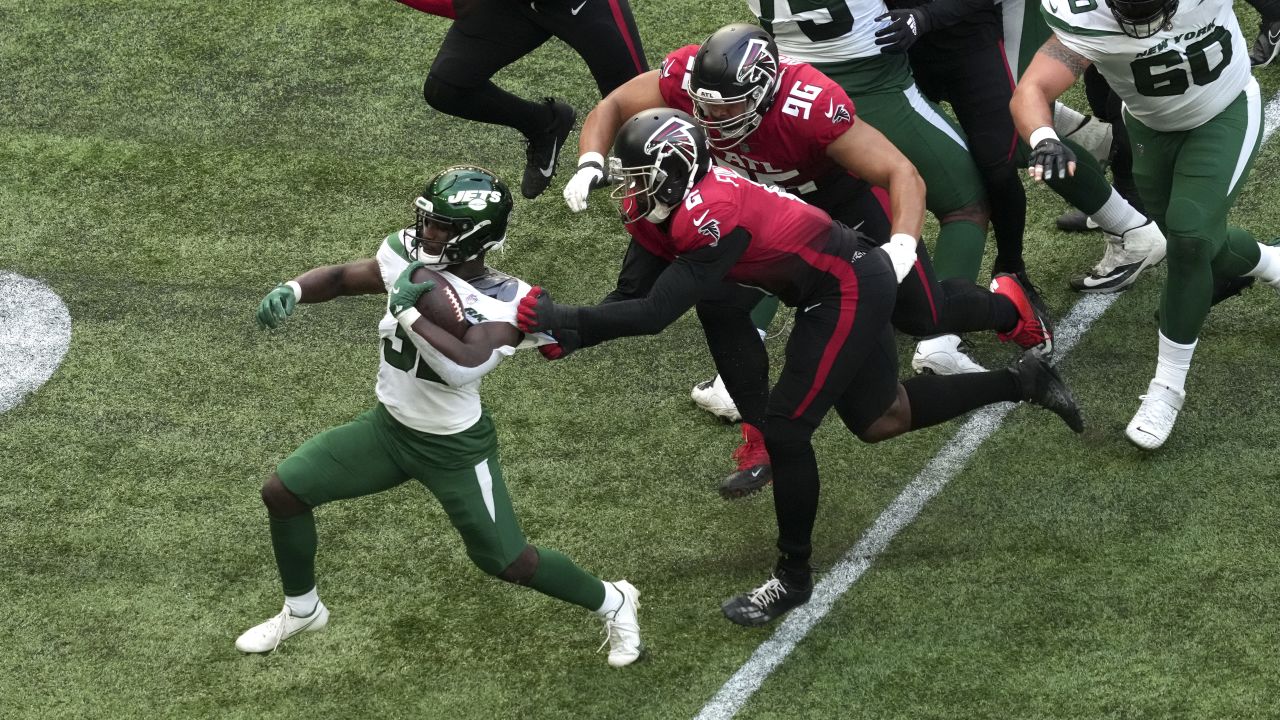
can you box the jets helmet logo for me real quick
[447,189,503,211]
[735,38,775,85]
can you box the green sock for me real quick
[1045,140,1112,214]
[528,547,606,611]
[1212,226,1261,277]
[750,296,780,333]
[931,220,987,282]
[269,511,317,597]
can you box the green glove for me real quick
[257,283,299,329]
[388,260,437,321]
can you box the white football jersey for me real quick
[372,230,551,435]
[1043,0,1250,131]
[745,0,887,62]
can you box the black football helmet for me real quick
[1107,0,1177,38]
[609,108,712,224]
[688,23,781,150]
[408,166,512,266]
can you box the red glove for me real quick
[538,343,565,361]
[517,286,555,333]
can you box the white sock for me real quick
[1052,102,1089,135]
[595,581,624,616]
[757,327,768,341]
[1090,188,1148,236]
[285,587,320,617]
[1246,242,1280,285]
[1154,332,1197,394]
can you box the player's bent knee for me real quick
[1164,202,1214,263]
[261,473,310,518]
[422,74,470,113]
[938,200,990,229]
[496,545,539,585]
[856,387,911,443]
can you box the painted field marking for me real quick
[696,88,1280,720]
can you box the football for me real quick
[410,266,469,339]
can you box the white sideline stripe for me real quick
[696,91,1280,720]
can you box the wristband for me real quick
[1029,126,1060,148]
[395,307,422,329]
[577,151,605,170]
[285,281,303,302]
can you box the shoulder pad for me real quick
[467,269,522,302]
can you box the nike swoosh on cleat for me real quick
[1078,263,1141,289]
[571,0,588,14]
[803,303,821,312]
[540,138,559,177]
[750,468,763,477]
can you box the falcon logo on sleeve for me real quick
[698,218,722,244]
[824,100,852,124]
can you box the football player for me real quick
[401,0,647,199]
[564,24,1053,499]
[748,0,1169,298]
[520,109,1084,626]
[1013,0,1280,449]
[874,0,1031,292]
[239,167,643,666]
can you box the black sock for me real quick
[987,169,1028,276]
[423,76,552,138]
[903,370,1020,430]
[937,279,1019,335]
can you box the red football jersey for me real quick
[658,45,857,192]
[624,166,841,305]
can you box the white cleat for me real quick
[691,374,742,422]
[235,602,329,654]
[1070,221,1167,293]
[1125,380,1185,450]
[911,334,986,375]
[599,580,643,668]
[1063,115,1115,164]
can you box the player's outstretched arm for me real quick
[1012,35,1092,182]
[567,71,666,212]
[256,259,383,329]
[825,119,925,240]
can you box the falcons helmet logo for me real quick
[735,38,776,85]
[645,116,700,164]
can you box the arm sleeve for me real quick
[572,227,752,348]
[602,238,669,303]
[407,335,516,387]
[907,0,994,30]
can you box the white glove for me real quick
[563,152,607,212]
[881,233,918,284]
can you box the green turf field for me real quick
[2,1,1279,718]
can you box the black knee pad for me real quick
[497,545,539,585]
[261,474,309,518]
[1164,202,1213,265]
[422,74,470,114]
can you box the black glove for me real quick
[874,9,930,54]
[1028,138,1078,181]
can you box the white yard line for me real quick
[696,89,1280,720]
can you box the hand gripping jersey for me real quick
[624,166,839,305]
[746,0,889,62]
[659,44,857,192]
[1042,0,1250,131]
[373,230,551,435]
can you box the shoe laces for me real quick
[597,613,640,655]
[267,606,290,653]
[747,576,786,608]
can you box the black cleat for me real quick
[719,463,772,500]
[1251,19,1280,67]
[1011,349,1084,433]
[521,98,576,200]
[721,564,813,627]
[1055,208,1098,233]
